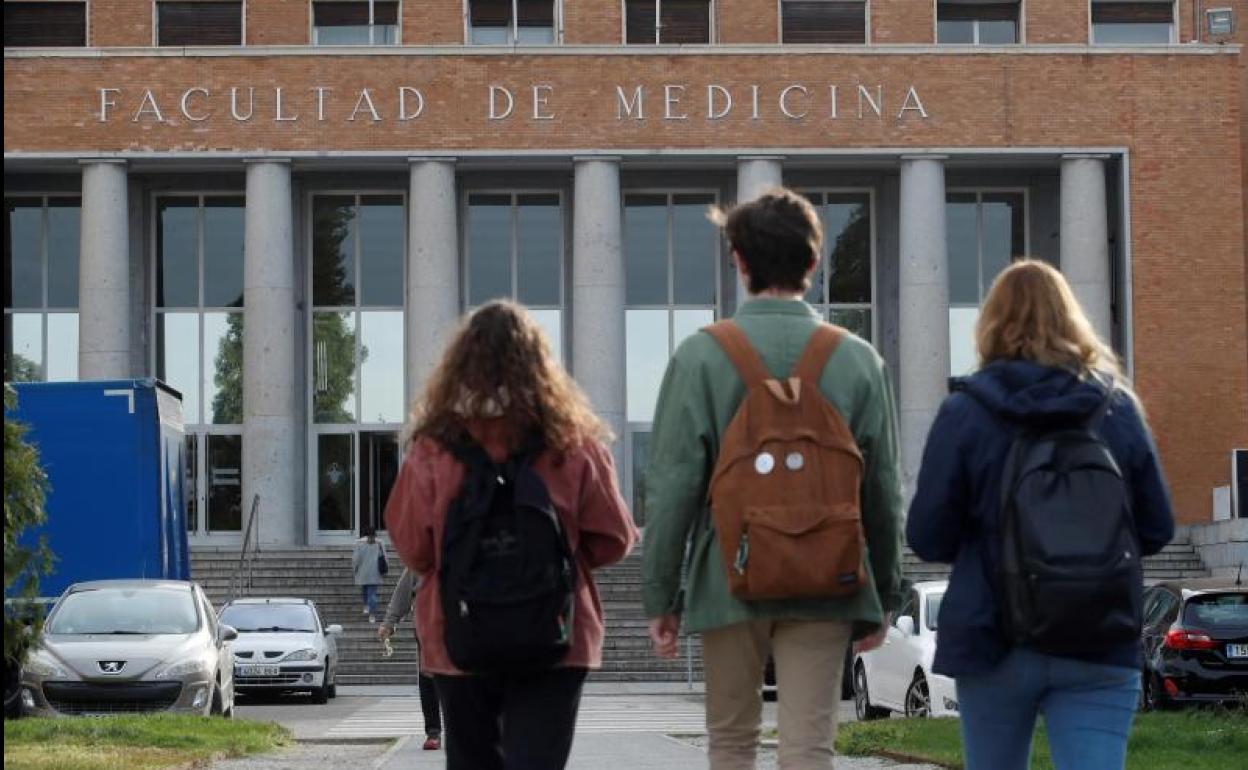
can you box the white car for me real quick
[217,598,341,704]
[853,580,957,719]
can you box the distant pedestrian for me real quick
[379,567,443,751]
[385,300,638,770]
[353,531,387,623]
[641,189,906,770]
[907,259,1175,770]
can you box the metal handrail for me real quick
[229,495,261,603]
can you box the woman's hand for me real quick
[649,614,681,659]
[377,623,394,640]
[853,613,891,654]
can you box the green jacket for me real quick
[640,298,906,637]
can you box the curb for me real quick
[295,737,396,746]
[372,735,413,769]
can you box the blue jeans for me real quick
[956,648,1140,770]
[361,584,379,615]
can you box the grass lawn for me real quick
[3,714,291,770]
[835,710,1248,770]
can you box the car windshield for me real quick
[45,587,199,635]
[926,593,944,631]
[1184,592,1248,631]
[219,604,318,633]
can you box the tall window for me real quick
[801,191,874,342]
[4,197,79,382]
[156,1,243,46]
[468,0,557,44]
[313,0,399,45]
[624,192,720,524]
[936,1,1019,44]
[464,192,565,358]
[1091,1,1174,44]
[946,190,1026,375]
[310,194,406,538]
[154,196,245,537]
[780,0,867,43]
[624,0,712,44]
[3,1,87,46]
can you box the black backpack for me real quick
[992,392,1143,655]
[439,437,576,674]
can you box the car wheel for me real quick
[1143,672,1169,712]
[311,678,330,705]
[209,683,224,716]
[904,672,932,719]
[327,661,337,699]
[853,662,889,721]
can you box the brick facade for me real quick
[4,2,1247,526]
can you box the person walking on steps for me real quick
[353,531,387,623]
[385,300,638,770]
[641,188,906,770]
[379,567,444,751]
[907,259,1175,770]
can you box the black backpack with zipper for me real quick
[984,389,1144,655]
[439,437,576,673]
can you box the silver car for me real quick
[19,580,237,717]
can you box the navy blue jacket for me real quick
[906,360,1175,677]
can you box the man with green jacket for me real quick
[641,189,906,770]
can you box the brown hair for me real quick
[709,188,823,294]
[976,259,1127,385]
[405,300,611,452]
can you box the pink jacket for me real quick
[384,420,638,676]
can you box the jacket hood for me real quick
[958,360,1110,427]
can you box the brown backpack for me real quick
[704,320,866,601]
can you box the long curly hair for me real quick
[976,259,1130,389]
[405,300,611,452]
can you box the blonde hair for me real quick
[976,259,1127,387]
[402,300,611,452]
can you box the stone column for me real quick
[1061,155,1113,342]
[242,160,298,546]
[898,155,950,491]
[572,157,626,469]
[407,158,461,404]
[78,160,131,379]
[734,156,785,304]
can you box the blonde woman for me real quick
[385,300,637,770]
[907,260,1174,770]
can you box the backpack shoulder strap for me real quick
[703,320,772,389]
[793,324,845,385]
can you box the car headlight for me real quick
[24,651,70,679]
[281,648,319,662]
[154,659,211,680]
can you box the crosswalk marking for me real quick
[326,697,707,738]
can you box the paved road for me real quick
[229,688,938,769]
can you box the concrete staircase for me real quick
[192,547,700,686]
[192,539,1207,687]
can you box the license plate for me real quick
[1227,644,1248,659]
[237,665,281,677]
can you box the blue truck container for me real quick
[7,380,190,600]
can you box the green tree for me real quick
[210,314,244,425]
[4,353,41,384]
[4,385,53,715]
[311,200,367,424]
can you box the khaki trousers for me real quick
[702,619,852,770]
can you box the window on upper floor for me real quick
[314,0,399,45]
[156,1,243,46]
[937,1,1019,44]
[3,1,86,47]
[468,0,557,45]
[624,0,712,45]
[1091,1,1174,44]
[780,0,867,44]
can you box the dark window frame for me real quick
[780,0,868,44]
[467,0,560,45]
[155,1,244,47]
[3,1,88,47]
[1090,0,1176,44]
[936,1,1021,45]
[624,0,714,45]
[312,0,400,45]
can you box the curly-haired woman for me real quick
[385,300,638,770]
